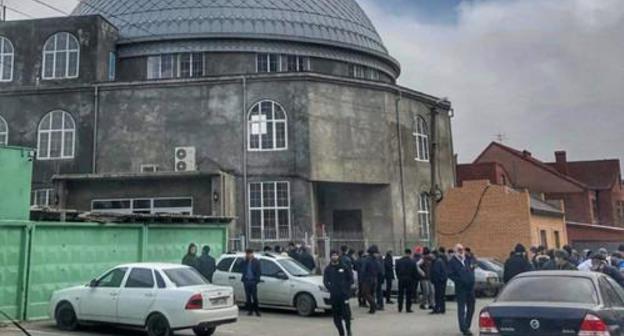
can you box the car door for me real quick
[257,259,291,306]
[79,267,128,322]
[116,268,157,326]
[602,276,624,333]
[229,258,246,303]
[213,257,235,287]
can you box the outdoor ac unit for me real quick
[175,147,197,172]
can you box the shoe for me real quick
[406,309,413,313]
[386,300,395,304]
[255,311,261,317]
[429,305,435,310]
[377,307,385,311]
[462,331,473,336]
[368,310,375,314]
[247,311,253,316]
[398,309,402,313]
[429,311,440,315]
[420,305,427,310]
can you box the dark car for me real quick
[479,271,624,336]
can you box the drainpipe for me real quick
[241,77,248,247]
[92,85,99,174]
[429,102,440,248]
[395,90,407,249]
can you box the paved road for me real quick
[1,299,489,336]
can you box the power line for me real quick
[5,5,35,19]
[28,0,69,16]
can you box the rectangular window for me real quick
[554,231,561,249]
[147,53,204,80]
[32,189,54,208]
[286,55,309,72]
[367,68,380,80]
[147,56,161,79]
[108,52,116,81]
[248,181,290,241]
[92,197,193,215]
[257,53,280,73]
[351,64,366,78]
[540,229,548,249]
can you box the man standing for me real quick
[354,250,367,308]
[431,250,448,314]
[324,250,354,336]
[197,245,216,283]
[240,249,262,316]
[419,247,435,310]
[395,249,417,313]
[375,250,386,311]
[448,244,476,336]
[503,244,533,283]
[360,245,380,314]
[591,254,624,287]
[384,251,395,304]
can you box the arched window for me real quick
[37,110,76,160]
[42,32,80,80]
[0,37,14,82]
[0,115,7,146]
[414,116,429,161]
[418,193,431,240]
[248,100,287,151]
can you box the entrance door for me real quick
[332,210,363,240]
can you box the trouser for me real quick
[397,279,414,312]
[376,278,384,309]
[420,280,434,307]
[433,281,447,313]
[456,288,476,332]
[244,282,259,313]
[361,280,377,312]
[357,280,366,306]
[331,297,352,336]
[385,278,393,302]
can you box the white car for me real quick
[49,263,238,336]
[213,253,331,316]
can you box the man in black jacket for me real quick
[395,249,417,313]
[353,250,367,307]
[384,251,395,304]
[324,250,354,336]
[503,244,534,283]
[240,249,262,316]
[431,250,448,314]
[360,245,380,314]
[448,244,476,336]
[197,245,216,283]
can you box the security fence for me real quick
[0,220,228,321]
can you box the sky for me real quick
[4,0,624,165]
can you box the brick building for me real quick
[437,180,567,260]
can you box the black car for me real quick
[479,271,624,336]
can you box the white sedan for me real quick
[49,263,238,336]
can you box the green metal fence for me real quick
[0,221,228,321]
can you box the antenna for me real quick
[494,132,508,143]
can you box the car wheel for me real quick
[55,302,78,331]
[295,293,316,317]
[146,313,172,336]
[193,325,216,336]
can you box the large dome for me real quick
[72,0,395,62]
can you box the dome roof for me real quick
[72,0,395,63]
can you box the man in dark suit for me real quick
[431,250,448,314]
[394,249,418,313]
[448,244,476,336]
[241,249,262,316]
[324,250,354,336]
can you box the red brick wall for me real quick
[567,224,624,243]
[457,163,510,187]
[545,192,593,224]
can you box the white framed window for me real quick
[248,100,287,151]
[257,53,281,73]
[32,189,54,208]
[42,32,80,80]
[414,116,430,162]
[0,36,14,82]
[108,52,116,81]
[140,164,159,173]
[0,115,7,146]
[248,181,291,241]
[418,193,431,240]
[37,110,76,160]
[367,68,380,81]
[92,197,193,215]
[286,55,309,72]
[147,53,204,79]
[351,64,366,78]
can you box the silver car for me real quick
[212,253,331,316]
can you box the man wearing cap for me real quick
[503,244,533,283]
[324,250,354,336]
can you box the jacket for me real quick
[197,250,216,282]
[300,251,316,271]
[384,255,395,280]
[376,257,386,281]
[431,257,448,284]
[182,254,199,269]
[240,258,262,284]
[602,265,624,287]
[395,256,418,282]
[360,255,380,284]
[340,255,353,271]
[448,255,475,291]
[323,262,354,300]
[503,253,534,283]
[421,254,434,280]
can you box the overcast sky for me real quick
[5,0,624,165]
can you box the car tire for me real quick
[146,313,172,336]
[193,325,216,336]
[55,302,78,331]
[295,293,316,317]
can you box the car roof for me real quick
[219,252,289,260]
[515,270,598,279]
[116,262,190,270]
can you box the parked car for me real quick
[475,265,503,297]
[49,263,238,336]
[477,258,505,279]
[480,271,624,336]
[212,253,331,316]
[389,256,456,297]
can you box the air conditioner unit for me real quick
[175,147,197,172]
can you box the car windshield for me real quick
[277,259,312,277]
[163,267,208,287]
[480,259,503,272]
[498,276,598,304]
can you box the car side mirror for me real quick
[276,271,288,280]
[89,279,98,288]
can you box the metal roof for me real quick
[71,0,395,67]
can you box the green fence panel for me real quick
[26,224,142,320]
[145,225,228,263]
[0,223,28,320]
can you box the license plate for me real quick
[210,298,227,305]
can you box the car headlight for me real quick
[319,285,329,293]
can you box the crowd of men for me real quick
[503,243,624,287]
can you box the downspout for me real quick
[92,85,99,174]
[241,76,248,248]
[429,104,439,248]
[395,90,408,248]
